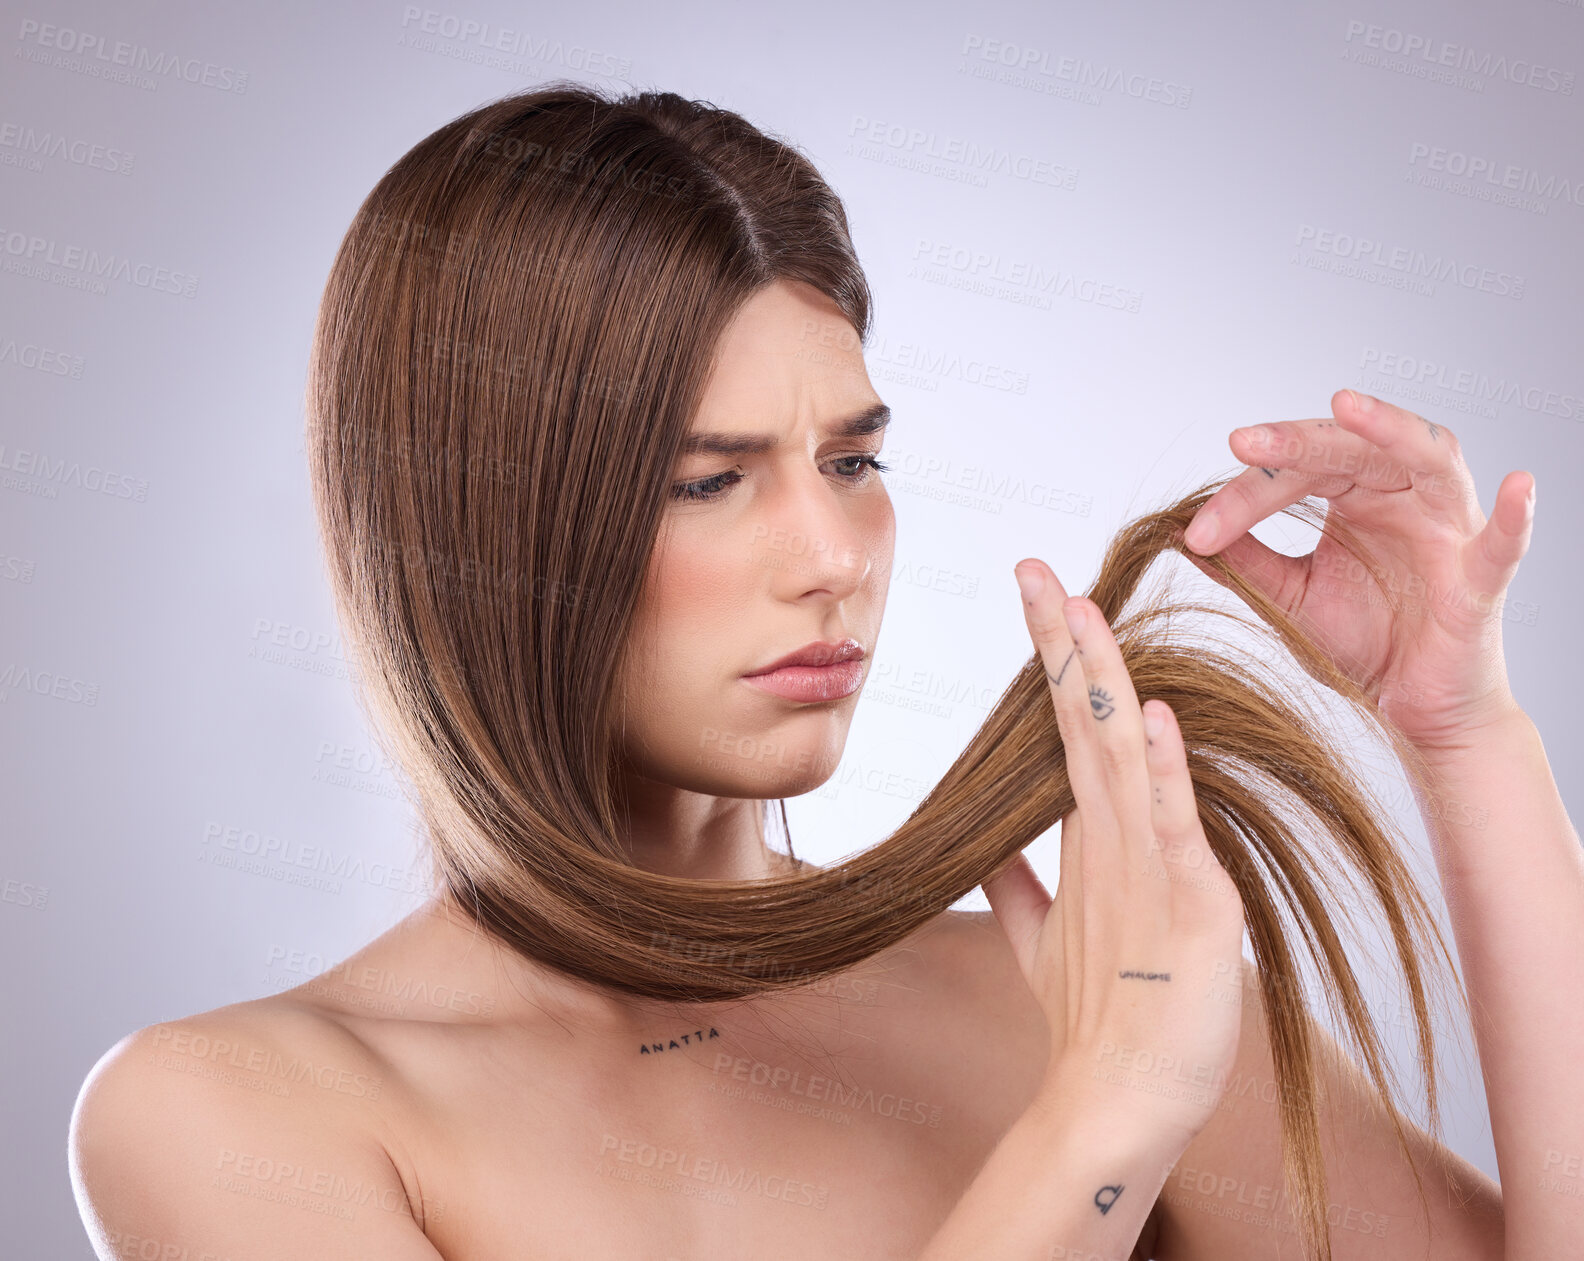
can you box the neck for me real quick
[612,772,799,882]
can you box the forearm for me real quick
[918,1064,1187,1261]
[1407,708,1584,1256]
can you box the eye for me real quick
[670,469,743,503]
[834,454,890,483]
[669,454,890,503]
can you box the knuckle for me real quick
[1271,427,1306,461]
[1099,733,1142,776]
[1025,607,1070,644]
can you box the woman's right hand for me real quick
[982,557,1249,1148]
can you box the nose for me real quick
[749,467,873,600]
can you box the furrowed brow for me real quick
[681,402,891,456]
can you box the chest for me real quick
[406,1009,1044,1259]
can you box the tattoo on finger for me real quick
[1088,686,1115,719]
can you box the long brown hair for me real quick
[305,80,1460,1260]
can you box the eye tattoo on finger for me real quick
[1088,686,1115,719]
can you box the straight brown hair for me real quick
[305,80,1461,1261]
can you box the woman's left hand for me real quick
[1179,388,1536,753]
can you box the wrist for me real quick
[1408,700,1533,763]
[1030,1051,1202,1160]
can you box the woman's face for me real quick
[614,278,895,803]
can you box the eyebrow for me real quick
[681,402,891,456]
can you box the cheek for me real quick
[651,532,744,611]
[640,535,750,673]
[859,498,897,573]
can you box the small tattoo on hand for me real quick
[1424,418,1440,441]
[1258,466,1277,479]
[1053,648,1077,686]
[1118,969,1172,981]
[1088,686,1115,719]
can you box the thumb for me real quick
[981,852,1052,981]
[1183,527,1308,617]
[1465,469,1535,597]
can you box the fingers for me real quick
[1058,808,1083,996]
[981,852,1051,981]
[1183,419,1367,556]
[1331,387,1461,478]
[1014,559,1121,869]
[1179,526,1311,621]
[1047,587,1157,861]
[1141,699,1239,924]
[1182,389,1478,558]
[1468,469,1537,594]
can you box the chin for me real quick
[687,722,846,797]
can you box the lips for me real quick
[741,659,866,703]
[744,638,865,676]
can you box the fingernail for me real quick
[1144,702,1165,738]
[1235,425,1270,449]
[1015,562,1045,600]
[1184,512,1216,553]
[1061,599,1087,636]
[1352,389,1374,413]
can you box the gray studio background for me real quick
[4,0,1581,1253]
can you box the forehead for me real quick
[694,279,875,426]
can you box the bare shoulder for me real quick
[69,993,442,1260]
[924,907,1040,1001]
[894,906,1051,1089]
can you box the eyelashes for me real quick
[670,454,891,503]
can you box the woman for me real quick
[68,82,1577,1260]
